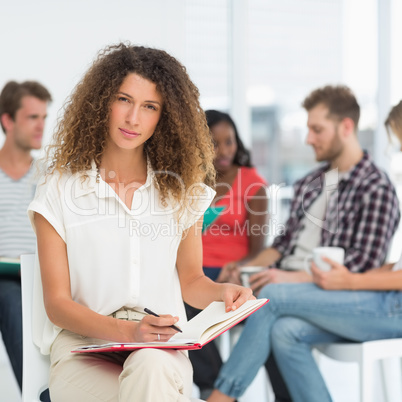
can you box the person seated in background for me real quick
[385,100,402,149]
[187,109,268,399]
[203,110,268,280]
[214,85,401,401]
[0,80,52,391]
[207,99,402,402]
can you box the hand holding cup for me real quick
[311,247,345,272]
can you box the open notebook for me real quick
[72,298,268,353]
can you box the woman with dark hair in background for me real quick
[187,110,268,399]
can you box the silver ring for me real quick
[157,333,160,341]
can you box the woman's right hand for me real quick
[129,314,180,343]
[216,261,242,285]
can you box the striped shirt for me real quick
[0,164,37,258]
[272,151,401,273]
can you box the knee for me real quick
[271,317,303,348]
[123,349,189,381]
[121,349,192,397]
[125,349,168,376]
[259,283,283,301]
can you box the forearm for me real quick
[350,268,402,290]
[365,263,394,274]
[181,274,223,309]
[178,218,254,310]
[246,247,281,267]
[36,212,137,343]
[286,270,313,283]
[236,250,264,266]
[244,187,269,266]
[240,235,268,266]
[44,296,135,342]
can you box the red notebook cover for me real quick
[72,298,269,353]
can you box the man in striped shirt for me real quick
[0,80,52,391]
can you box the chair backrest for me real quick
[21,254,50,402]
[315,340,402,402]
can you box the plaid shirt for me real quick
[272,152,400,272]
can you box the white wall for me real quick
[0,0,186,149]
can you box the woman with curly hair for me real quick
[27,43,253,401]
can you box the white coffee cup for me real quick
[240,266,265,287]
[311,247,345,272]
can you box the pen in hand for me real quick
[144,308,183,333]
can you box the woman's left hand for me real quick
[220,283,255,312]
[311,257,353,290]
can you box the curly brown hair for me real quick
[46,42,215,205]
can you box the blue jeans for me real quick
[215,283,402,402]
[0,276,22,391]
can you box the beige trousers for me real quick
[49,329,193,402]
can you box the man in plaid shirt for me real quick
[239,85,400,287]
[271,150,400,273]
[217,85,400,402]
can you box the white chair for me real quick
[21,253,50,402]
[21,254,205,402]
[314,339,402,402]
